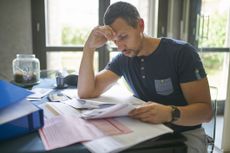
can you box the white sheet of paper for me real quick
[39,103,60,119]
[83,117,173,153]
[81,103,135,119]
[27,88,53,100]
[63,98,99,109]
[0,99,39,124]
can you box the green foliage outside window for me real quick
[199,12,227,47]
[61,26,89,45]
[199,11,228,75]
[199,52,224,74]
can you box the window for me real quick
[198,0,230,101]
[45,0,98,46]
[33,0,152,72]
[47,52,99,73]
[44,0,99,72]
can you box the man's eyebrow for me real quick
[113,32,127,41]
[117,33,127,38]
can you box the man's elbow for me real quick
[78,90,91,99]
[78,90,98,99]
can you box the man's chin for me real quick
[122,52,135,57]
[123,53,133,57]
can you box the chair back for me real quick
[202,86,218,153]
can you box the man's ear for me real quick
[139,18,144,31]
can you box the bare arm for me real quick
[174,77,212,125]
[78,26,119,98]
[129,78,213,126]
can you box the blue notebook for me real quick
[0,80,32,109]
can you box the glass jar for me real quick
[12,54,40,86]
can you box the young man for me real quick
[78,2,212,153]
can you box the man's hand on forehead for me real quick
[97,26,116,41]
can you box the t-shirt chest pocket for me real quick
[154,78,174,96]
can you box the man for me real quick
[78,2,212,153]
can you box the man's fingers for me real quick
[130,111,159,123]
[132,111,152,119]
[129,105,155,116]
[97,26,115,40]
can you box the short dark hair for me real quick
[103,1,140,28]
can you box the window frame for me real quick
[31,0,111,70]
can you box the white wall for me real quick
[0,0,33,81]
[221,5,230,152]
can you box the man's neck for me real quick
[139,36,160,56]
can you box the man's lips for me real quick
[122,49,129,53]
[122,50,129,55]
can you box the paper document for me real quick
[27,88,52,100]
[39,115,132,150]
[81,103,135,119]
[83,117,173,153]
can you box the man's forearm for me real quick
[174,103,212,126]
[78,47,96,98]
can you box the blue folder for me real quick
[0,80,32,109]
[0,80,44,141]
[0,108,44,141]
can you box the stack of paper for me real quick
[39,84,173,153]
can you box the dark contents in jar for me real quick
[14,73,38,84]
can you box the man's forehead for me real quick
[112,31,127,41]
[110,26,129,36]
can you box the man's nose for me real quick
[114,40,125,51]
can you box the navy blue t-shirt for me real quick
[105,38,206,132]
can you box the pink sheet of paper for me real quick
[39,115,132,150]
[89,118,131,135]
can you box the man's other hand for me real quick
[129,102,172,124]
